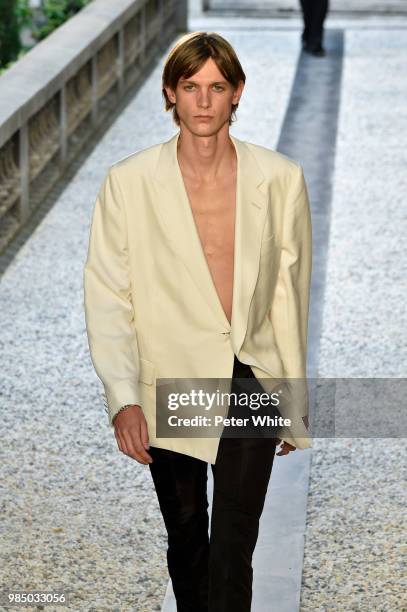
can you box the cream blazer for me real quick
[83,131,313,464]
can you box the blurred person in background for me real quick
[300,0,329,56]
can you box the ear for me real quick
[164,85,176,104]
[232,79,245,104]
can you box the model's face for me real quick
[165,57,244,136]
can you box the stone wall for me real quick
[0,0,187,253]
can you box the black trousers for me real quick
[148,356,279,611]
[299,0,329,47]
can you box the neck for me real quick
[176,126,236,183]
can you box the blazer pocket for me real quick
[139,358,155,385]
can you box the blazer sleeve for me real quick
[83,166,142,427]
[268,164,312,446]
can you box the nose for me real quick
[197,89,211,108]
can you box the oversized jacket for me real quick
[83,130,313,464]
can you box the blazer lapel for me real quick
[153,131,268,355]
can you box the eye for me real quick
[183,85,194,90]
[213,85,224,91]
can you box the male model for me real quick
[84,31,312,612]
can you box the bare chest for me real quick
[182,175,236,324]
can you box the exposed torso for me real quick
[181,168,237,325]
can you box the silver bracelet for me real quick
[113,404,133,423]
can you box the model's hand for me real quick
[275,438,296,456]
[113,405,153,464]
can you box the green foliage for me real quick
[15,0,32,29]
[0,0,92,72]
[33,0,93,40]
[0,0,34,68]
[0,0,21,67]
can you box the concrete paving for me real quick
[205,0,407,16]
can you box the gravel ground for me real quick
[1,13,406,612]
[300,26,407,612]
[0,25,298,612]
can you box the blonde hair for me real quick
[162,31,246,126]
